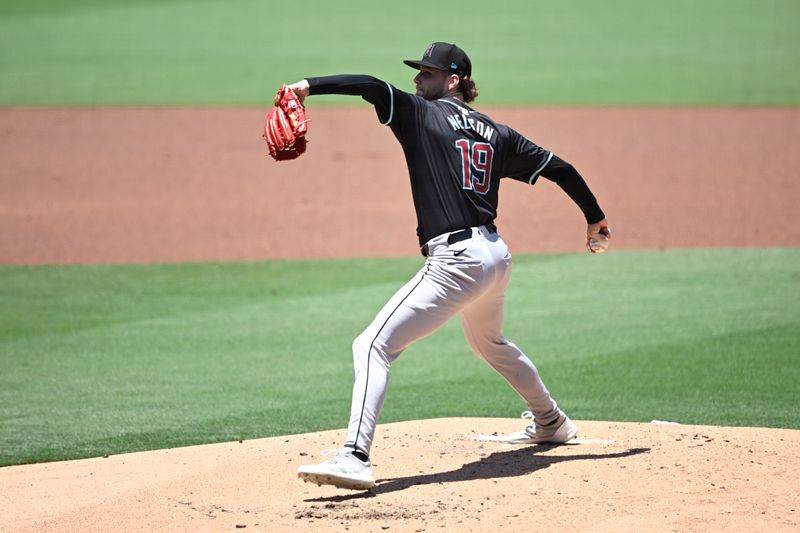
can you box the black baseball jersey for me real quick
[307,75,605,246]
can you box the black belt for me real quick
[421,223,497,257]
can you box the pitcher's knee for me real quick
[352,332,373,360]
[353,331,394,366]
[471,337,522,363]
[468,334,505,354]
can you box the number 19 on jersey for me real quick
[455,139,494,195]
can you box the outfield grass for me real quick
[0,0,798,105]
[1,248,798,466]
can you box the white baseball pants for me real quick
[344,225,561,455]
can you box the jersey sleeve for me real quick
[306,74,415,126]
[503,127,605,224]
[501,127,555,186]
[540,155,606,224]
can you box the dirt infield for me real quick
[1,107,799,264]
[1,107,799,532]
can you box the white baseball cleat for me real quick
[524,410,578,443]
[502,410,578,445]
[297,449,375,490]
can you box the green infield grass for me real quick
[1,248,798,466]
[0,0,798,105]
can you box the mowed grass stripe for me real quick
[0,248,798,466]
[0,0,798,105]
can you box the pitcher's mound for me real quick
[2,418,798,532]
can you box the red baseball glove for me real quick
[263,84,309,161]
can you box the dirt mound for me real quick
[1,418,797,532]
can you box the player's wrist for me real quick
[288,80,310,100]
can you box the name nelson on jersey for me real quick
[446,114,495,143]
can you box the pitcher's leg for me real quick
[460,268,560,425]
[345,262,474,455]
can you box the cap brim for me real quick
[403,59,448,72]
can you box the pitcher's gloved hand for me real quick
[263,84,309,161]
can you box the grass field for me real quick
[1,0,798,469]
[1,248,798,466]
[1,0,798,105]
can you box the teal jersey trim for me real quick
[529,151,553,185]
[380,82,394,125]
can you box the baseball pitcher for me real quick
[281,42,611,490]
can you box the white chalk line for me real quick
[473,434,615,445]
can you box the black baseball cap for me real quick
[403,42,472,78]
